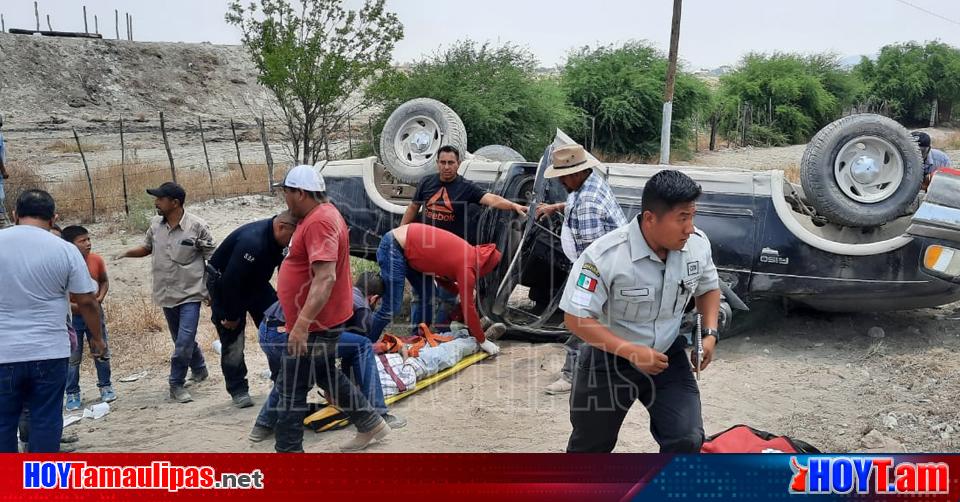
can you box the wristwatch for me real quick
[703,328,719,342]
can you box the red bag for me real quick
[701,425,820,453]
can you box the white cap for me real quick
[273,165,325,192]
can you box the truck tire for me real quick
[800,114,923,227]
[473,144,526,163]
[379,98,468,184]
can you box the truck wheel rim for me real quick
[833,135,905,204]
[393,115,442,167]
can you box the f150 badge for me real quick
[760,247,789,265]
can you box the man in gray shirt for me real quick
[0,189,104,453]
[116,182,216,403]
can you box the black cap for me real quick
[146,182,186,204]
[911,131,931,148]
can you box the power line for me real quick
[894,0,960,27]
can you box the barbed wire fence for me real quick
[3,111,379,223]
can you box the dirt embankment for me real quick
[0,33,275,132]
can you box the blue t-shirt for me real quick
[924,148,952,176]
[0,225,96,364]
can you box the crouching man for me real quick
[367,223,502,355]
[560,170,721,453]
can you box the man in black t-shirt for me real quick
[398,145,526,328]
[399,145,527,242]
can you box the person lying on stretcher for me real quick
[375,322,503,397]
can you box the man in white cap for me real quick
[536,144,627,395]
[273,165,388,452]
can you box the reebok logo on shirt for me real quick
[424,187,456,223]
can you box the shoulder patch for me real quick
[581,262,600,277]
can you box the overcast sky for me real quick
[3,0,959,69]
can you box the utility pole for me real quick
[659,0,682,165]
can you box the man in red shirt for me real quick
[274,165,387,453]
[368,223,503,355]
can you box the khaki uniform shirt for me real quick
[559,219,719,353]
[144,211,216,308]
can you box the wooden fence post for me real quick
[347,116,354,158]
[368,116,378,158]
[128,14,132,40]
[590,116,596,152]
[94,15,98,35]
[34,2,39,31]
[72,127,96,222]
[46,14,51,31]
[198,117,215,200]
[159,111,176,183]
[119,116,128,215]
[83,5,88,34]
[2,14,5,33]
[257,117,275,193]
[115,10,119,40]
[230,119,247,180]
[322,115,330,161]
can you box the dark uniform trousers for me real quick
[208,274,276,397]
[566,336,704,453]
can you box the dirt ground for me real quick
[54,190,959,454]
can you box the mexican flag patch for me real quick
[576,273,598,292]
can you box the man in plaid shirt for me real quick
[537,144,627,394]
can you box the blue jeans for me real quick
[66,310,112,395]
[275,330,380,452]
[255,323,387,429]
[162,302,206,387]
[0,358,69,453]
[370,232,433,340]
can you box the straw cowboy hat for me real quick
[544,144,601,178]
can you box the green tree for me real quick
[717,52,859,146]
[561,42,712,158]
[855,41,960,125]
[226,0,403,164]
[368,40,575,161]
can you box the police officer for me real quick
[559,170,721,453]
[207,210,299,408]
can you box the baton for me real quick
[695,313,703,381]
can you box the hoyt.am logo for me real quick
[789,456,949,495]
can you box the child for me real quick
[61,225,115,410]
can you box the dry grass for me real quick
[44,139,106,154]
[944,131,960,151]
[102,295,170,373]
[782,162,801,183]
[6,161,287,222]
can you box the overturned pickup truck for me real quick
[322,99,960,339]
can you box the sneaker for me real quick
[248,424,273,442]
[484,322,507,341]
[544,377,572,395]
[383,413,407,429]
[340,418,390,452]
[169,386,193,403]
[99,386,117,403]
[65,393,82,411]
[232,392,254,409]
[189,367,209,383]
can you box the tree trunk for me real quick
[930,98,938,127]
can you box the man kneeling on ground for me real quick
[249,274,406,443]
